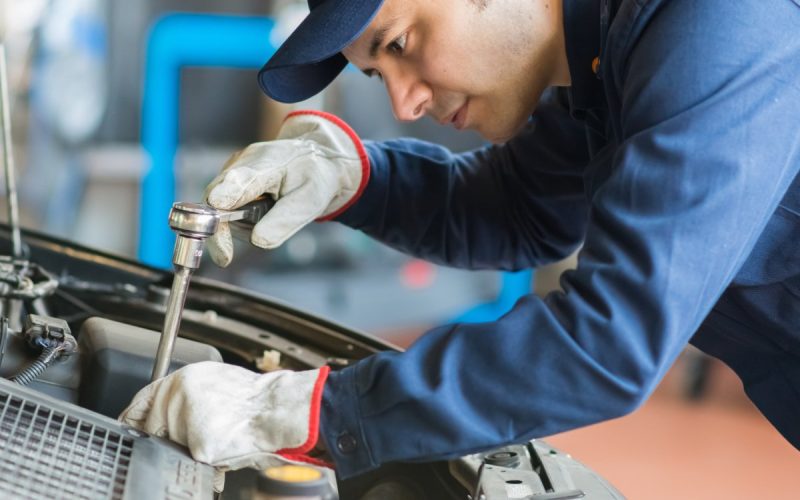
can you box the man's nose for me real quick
[385,71,431,122]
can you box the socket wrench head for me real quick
[168,198,275,268]
[172,234,206,269]
[169,203,221,238]
[169,199,274,238]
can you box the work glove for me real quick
[119,361,331,491]
[204,110,370,267]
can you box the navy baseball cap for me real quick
[258,0,385,103]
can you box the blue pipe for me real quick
[453,269,534,323]
[138,13,276,268]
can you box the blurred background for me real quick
[0,1,797,498]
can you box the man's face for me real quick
[342,0,568,143]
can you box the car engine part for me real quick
[0,224,626,500]
[255,464,337,500]
[78,317,223,418]
[8,314,77,386]
[0,376,214,499]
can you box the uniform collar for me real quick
[562,0,605,116]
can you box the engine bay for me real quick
[0,228,625,500]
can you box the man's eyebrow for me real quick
[369,17,400,58]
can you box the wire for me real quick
[9,346,59,385]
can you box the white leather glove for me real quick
[204,110,370,267]
[119,361,331,491]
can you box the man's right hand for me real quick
[204,110,370,267]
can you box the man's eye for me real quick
[388,33,407,54]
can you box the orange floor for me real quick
[385,329,800,499]
[545,354,800,499]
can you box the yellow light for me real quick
[263,464,323,484]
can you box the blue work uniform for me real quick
[321,0,800,478]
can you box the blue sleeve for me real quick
[321,0,800,479]
[335,89,591,270]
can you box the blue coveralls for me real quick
[320,0,800,478]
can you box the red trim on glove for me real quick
[276,365,331,461]
[285,110,371,220]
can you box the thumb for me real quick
[207,222,234,268]
[213,469,226,493]
[250,182,333,249]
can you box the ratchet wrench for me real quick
[150,198,273,381]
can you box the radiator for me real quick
[0,377,213,499]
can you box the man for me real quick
[121,0,800,485]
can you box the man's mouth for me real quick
[450,101,469,130]
[440,101,469,130]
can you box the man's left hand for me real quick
[119,362,331,491]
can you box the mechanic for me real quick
[121,0,800,483]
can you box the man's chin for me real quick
[481,123,527,144]
[485,135,511,144]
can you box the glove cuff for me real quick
[276,365,331,463]
[283,110,371,220]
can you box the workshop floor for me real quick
[385,331,800,500]
[545,353,800,500]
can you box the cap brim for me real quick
[258,0,384,103]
